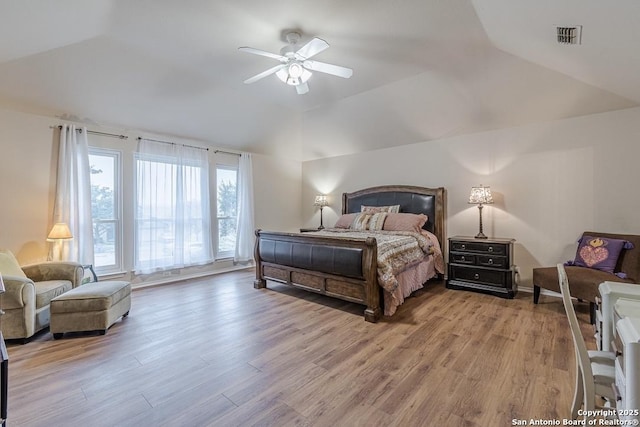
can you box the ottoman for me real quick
[50,280,131,339]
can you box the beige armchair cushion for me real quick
[35,280,73,309]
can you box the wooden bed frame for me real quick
[254,185,446,322]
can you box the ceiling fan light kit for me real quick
[276,63,312,86]
[239,30,352,95]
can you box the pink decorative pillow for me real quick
[334,213,357,229]
[570,236,633,275]
[382,213,428,233]
[361,205,400,214]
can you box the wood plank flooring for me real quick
[6,269,591,426]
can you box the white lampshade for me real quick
[314,195,328,207]
[468,185,494,205]
[47,223,73,241]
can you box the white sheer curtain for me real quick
[234,153,255,263]
[52,124,94,264]
[135,139,213,273]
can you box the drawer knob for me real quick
[461,256,465,261]
[474,273,480,280]
[461,244,466,250]
[488,258,493,264]
[488,247,494,253]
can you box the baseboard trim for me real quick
[131,264,254,290]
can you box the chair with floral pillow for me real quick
[533,231,640,323]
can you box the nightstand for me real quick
[300,228,321,233]
[447,236,516,298]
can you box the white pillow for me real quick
[0,249,27,278]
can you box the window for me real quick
[134,141,213,272]
[89,148,122,274]
[216,165,238,258]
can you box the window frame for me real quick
[88,147,123,276]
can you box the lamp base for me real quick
[475,204,488,239]
[318,206,325,230]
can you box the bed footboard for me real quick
[254,230,381,322]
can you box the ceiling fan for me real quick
[239,31,353,95]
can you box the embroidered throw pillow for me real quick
[361,205,400,214]
[570,236,633,274]
[352,213,387,231]
[367,212,387,231]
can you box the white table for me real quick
[614,316,640,422]
[597,281,640,351]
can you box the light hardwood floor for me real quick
[6,269,591,427]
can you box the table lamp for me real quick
[468,185,494,239]
[314,195,329,229]
[47,222,73,260]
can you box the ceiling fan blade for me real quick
[303,60,353,79]
[243,64,288,84]
[238,47,287,62]
[294,37,329,60]
[296,82,309,95]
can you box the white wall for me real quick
[0,109,57,263]
[5,102,639,289]
[302,106,640,287]
[252,153,302,233]
[0,108,302,285]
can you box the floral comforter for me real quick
[311,229,434,294]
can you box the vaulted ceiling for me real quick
[0,1,637,160]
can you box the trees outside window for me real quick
[89,149,122,274]
[216,166,238,257]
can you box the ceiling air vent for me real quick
[556,25,582,45]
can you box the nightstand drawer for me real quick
[450,241,507,255]
[450,253,475,264]
[477,255,507,268]
[450,265,508,287]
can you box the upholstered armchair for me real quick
[533,231,640,323]
[0,250,83,342]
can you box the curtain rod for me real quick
[137,137,208,151]
[214,149,241,157]
[51,125,128,139]
[50,126,239,154]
